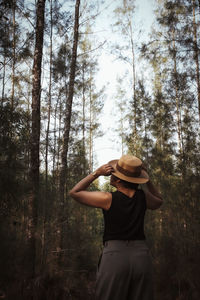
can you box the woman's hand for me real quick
[69,163,113,210]
[95,164,114,177]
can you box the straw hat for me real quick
[108,154,149,184]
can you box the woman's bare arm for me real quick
[144,179,163,210]
[141,165,163,210]
[69,164,113,210]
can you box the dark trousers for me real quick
[95,240,154,300]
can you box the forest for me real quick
[0,0,200,299]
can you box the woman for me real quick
[69,154,163,300]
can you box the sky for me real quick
[91,0,155,168]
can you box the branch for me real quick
[77,40,106,57]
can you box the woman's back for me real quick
[103,189,146,243]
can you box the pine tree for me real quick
[29,0,46,277]
[140,1,200,298]
[112,0,139,152]
[57,0,80,259]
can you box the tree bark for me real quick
[53,92,60,179]
[82,63,86,171]
[28,0,46,277]
[58,0,80,252]
[45,0,53,197]
[129,20,137,149]
[41,0,53,269]
[172,29,183,156]
[1,56,6,104]
[192,0,200,123]
[89,67,93,172]
[11,0,16,109]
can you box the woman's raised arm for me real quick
[69,164,113,210]
[141,165,163,210]
[144,179,163,210]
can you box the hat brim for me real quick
[108,159,149,184]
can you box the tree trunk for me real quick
[42,0,53,269]
[56,97,62,174]
[53,92,60,179]
[129,20,137,153]
[1,55,6,104]
[192,0,200,123]
[45,0,53,199]
[1,16,8,104]
[82,63,86,171]
[11,0,16,109]
[89,68,93,172]
[172,30,183,156]
[198,0,200,22]
[130,29,136,131]
[28,0,46,277]
[58,0,80,253]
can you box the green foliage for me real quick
[0,102,30,207]
[52,43,71,81]
[0,101,32,293]
[136,1,200,299]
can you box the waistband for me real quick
[104,240,147,247]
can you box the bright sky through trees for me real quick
[93,0,155,167]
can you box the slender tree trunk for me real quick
[127,17,137,154]
[120,108,125,156]
[58,0,80,253]
[57,98,62,174]
[28,0,46,277]
[41,0,53,269]
[172,30,183,156]
[52,102,57,177]
[82,64,86,171]
[144,110,149,161]
[192,0,200,123]
[89,79,92,172]
[129,21,137,148]
[53,92,60,179]
[45,0,53,198]
[59,0,80,200]
[1,17,8,104]
[1,56,6,104]
[198,0,200,23]
[89,67,93,172]
[11,0,16,109]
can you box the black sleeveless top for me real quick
[103,190,146,243]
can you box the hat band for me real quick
[116,163,141,178]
